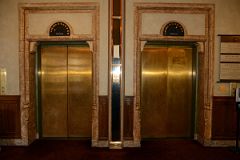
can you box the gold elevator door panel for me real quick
[141,44,194,138]
[68,46,92,137]
[41,46,68,137]
[41,44,92,138]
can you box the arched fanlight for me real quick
[49,21,70,36]
[163,21,185,36]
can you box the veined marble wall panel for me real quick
[98,0,109,95]
[141,13,205,35]
[28,13,92,36]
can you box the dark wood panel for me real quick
[219,35,240,42]
[124,96,134,140]
[0,95,21,138]
[212,96,238,140]
[98,96,108,140]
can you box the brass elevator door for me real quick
[40,43,92,138]
[141,42,196,138]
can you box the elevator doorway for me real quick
[141,42,197,139]
[37,42,92,138]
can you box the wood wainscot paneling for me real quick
[124,96,134,140]
[212,96,238,140]
[98,96,108,140]
[0,95,21,138]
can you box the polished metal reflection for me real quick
[141,42,195,138]
[111,58,121,141]
[40,43,92,138]
[41,45,68,137]
[68,45,92,137]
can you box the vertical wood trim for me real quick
[0,96,21,138]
